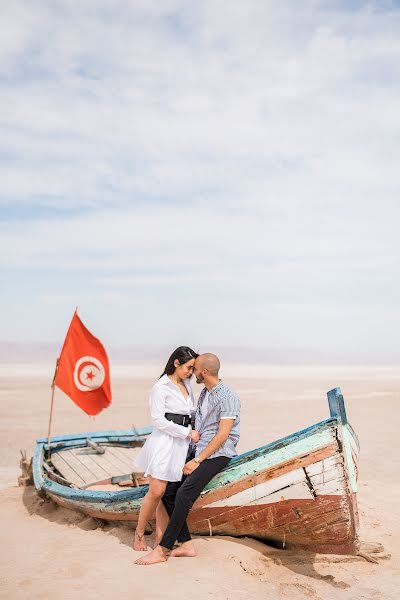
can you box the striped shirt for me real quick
[195,380,240,459]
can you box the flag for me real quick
[55,311,112,416]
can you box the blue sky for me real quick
[1,1,399,362]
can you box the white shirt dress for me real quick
[134,374,195,482]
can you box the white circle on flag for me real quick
[74,356,105,392]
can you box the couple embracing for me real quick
[133,346,240,566]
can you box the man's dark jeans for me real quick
[160,455,230,550]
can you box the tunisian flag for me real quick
[55,311,112,416]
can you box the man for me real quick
[135,352,240,565]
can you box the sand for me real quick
[0,364,398,600]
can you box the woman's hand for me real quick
[183,459,200,476]
[190,429,200,444]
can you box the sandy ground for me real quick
[0,363,399,600]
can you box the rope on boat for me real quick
[207,518,213,537]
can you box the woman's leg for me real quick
[133,477,167,551]
[154,501,169,547]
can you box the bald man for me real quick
[136,353,240,565]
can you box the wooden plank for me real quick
[87,451,131,477]
[98,449,133,475]
[343,426,359,493]
[257,481,314,504]
[51,453,87,487]
[190,495,347,536]
[42,462,75,487]
[61,450,100,484]
[347,422,360,450]
[346,429,359,457]
[206,478,314,511]
[106,446,138,469]
[305,455,342,476]
[70,448,110,480]
[206,468,306,508]
[307,465,343,486]
[116,446,142,464]
[313,477,347,495]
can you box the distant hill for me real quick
[0,341,397,365]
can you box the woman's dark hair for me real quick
[160,346,199,378]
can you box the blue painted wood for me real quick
[327,387,348,425]
[44,436,149,453]
[36,426,152,444]
[33,441,45,491]
[33,442,149,502]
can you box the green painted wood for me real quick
[203,425,337,492]
[229,418,335,468]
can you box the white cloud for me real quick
[1,1,400,207]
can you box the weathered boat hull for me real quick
[33,388,360,554]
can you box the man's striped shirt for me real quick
[194,380,240,459]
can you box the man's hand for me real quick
[183,459,200,476]
[190,430,200,444]
[194,419,235,464]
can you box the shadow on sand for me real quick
[225,536,353,589]
[24,486,382,590]
[22,486,139,547]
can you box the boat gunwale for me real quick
[36,426,153,447]
[228,417,337,467]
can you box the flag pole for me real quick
[47,358,59,459]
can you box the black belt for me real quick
[165,413,191,427]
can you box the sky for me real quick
[1,1,399,363]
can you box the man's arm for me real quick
[183,419,234,475]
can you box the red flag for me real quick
[55,311,112,416]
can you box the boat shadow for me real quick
[22,486,137,541]
[212,536,353,590]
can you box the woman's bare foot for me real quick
[170,541,197,557]
[133,530,148,551]
[134,545,169,565]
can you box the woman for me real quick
[133,346,199,552]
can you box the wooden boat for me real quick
[33,387,360,554]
